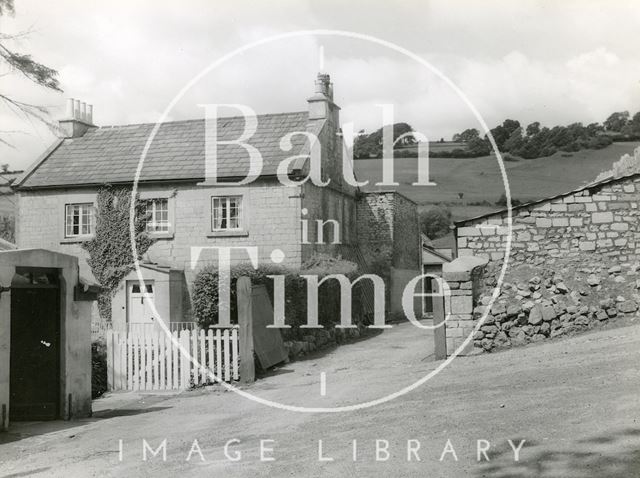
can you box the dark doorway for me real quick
[10,267,61,421]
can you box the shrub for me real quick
[191,254,365,338]
[92,340,107,399]
[419,206,452,240]
[502,153,519,162]
[496,193,522,207]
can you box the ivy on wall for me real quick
[0,215,14,243]
[82,185,155,321]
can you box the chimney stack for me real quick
[307,72,339,121]
[59,98,96,138]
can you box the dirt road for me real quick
[1,321,639,477]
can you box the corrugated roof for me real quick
[16,112,312,189]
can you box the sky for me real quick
[1,0,640,170]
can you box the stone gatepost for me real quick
[442,256,489,356]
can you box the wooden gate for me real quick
[106,327,239,391]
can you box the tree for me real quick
[392,123,416,145]
[0,0,62,145]
[82,186,155,321]
[496,193,522,207]
[452,128,480,142]
[419,206,452,240]
[489,119,520,151]
[503,127,524,153]
[526,122,540,137]
[353,123,416,158]
[620,111,640,136]
[466,137,491,156]
[603,111,630,132]
[586,122,604,136]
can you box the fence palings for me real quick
[106,327,239,391]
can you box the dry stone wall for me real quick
[453,174,640,353]
[472,260,639,352]
[457,175,640,264]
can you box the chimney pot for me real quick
[308,72,339,121]
[59,98,96,138]
[66,98,74,118]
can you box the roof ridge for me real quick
[96,110,309,130]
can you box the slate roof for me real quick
[16,112,312,189]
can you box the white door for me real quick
[127,281,155,324]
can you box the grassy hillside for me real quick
[354,141,640,221]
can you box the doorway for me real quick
[127,280,155,326]
[10,267,61,421]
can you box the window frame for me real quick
[64,202,95,239]
[211,195,243,232]
[207,192,248,237]
[138,190,176,239]
[144,197,171,234]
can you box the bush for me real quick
[496,193,522,207]
[92,340,107,399]
[502,153,519,162]
[191,255,365,339]
[419,206,452,240]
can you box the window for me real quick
[131,283,153,294]
[65,203,94,237]
[145,198,170,233]
[211,196,242,231]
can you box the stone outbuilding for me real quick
[454,172,640,266]
[0,249,97,431]
[446,172,640,355]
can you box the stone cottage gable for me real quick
[455,173,640,265]
[15,112,312,189]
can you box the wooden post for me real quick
[106,329,114,391]
[432,278,447,360]
[237,276,255,383]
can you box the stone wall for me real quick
[472,260,639,352]
[356,191,420,269]
[16,179,303,283]
[393,192,421,271]
[301,181,357,261]
[442,256,488,355]
[457,174,640,263]
[453,174,640,353]
[356,191,421,315]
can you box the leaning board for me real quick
[251,284,288,369]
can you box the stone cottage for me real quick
[447,173,640,355]
[12,73,421,330]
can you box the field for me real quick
[354,142,640,221]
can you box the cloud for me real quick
[1,0,640,170]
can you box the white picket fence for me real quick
[105,327,239,391]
